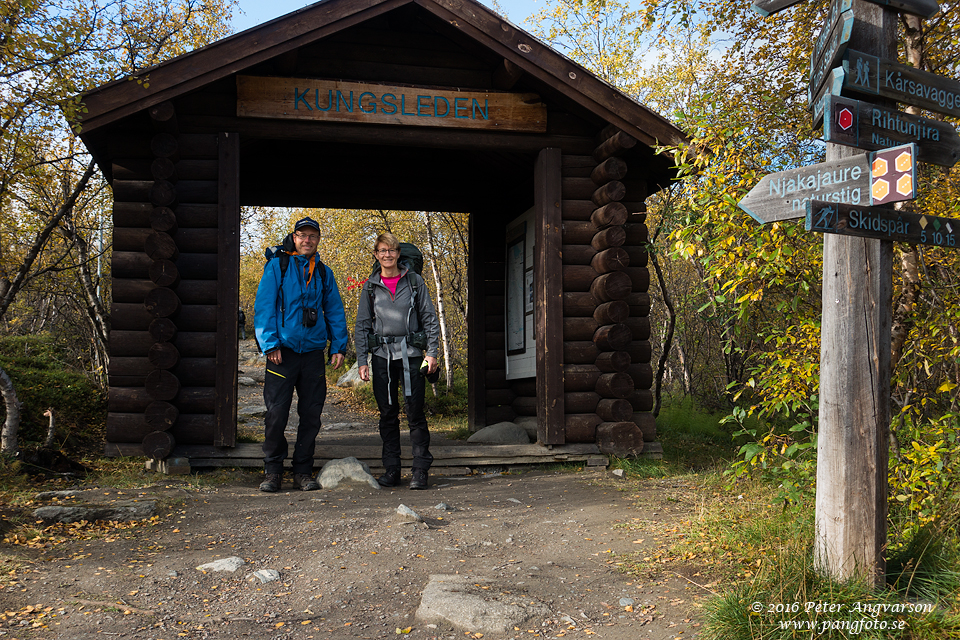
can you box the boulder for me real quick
[467,422,530,444]
[318,457,380,490]
[336,361,367,388]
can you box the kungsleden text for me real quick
[293,87,490,120]
[769,165,864,211]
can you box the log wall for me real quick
[106,102,232,457]
[552,127,654,454]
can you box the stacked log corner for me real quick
[107,102,222,459]
[558,128,654,456]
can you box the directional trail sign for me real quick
[751,0,806,17]
[810,8,854,103]
[861,0,939,18]
[824,94,960,166]
[807,200,958,248]
[813,0,852,69]
[738,143,917,224]
[843,49,960,118]
[811,67,845,127]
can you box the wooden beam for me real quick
[535,148,564,445]
[467,212,487,432]
[214,132,240,447]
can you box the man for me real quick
[254,216,348,492]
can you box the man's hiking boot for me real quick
[259,473,282,492]
[409,468,428,490]
[378,467,401,487]
[294,473,320,491]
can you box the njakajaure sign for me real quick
[737,143,917,223]
[236,76,547,132]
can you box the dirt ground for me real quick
[0,352,710,640]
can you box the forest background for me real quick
[2,0,960,561]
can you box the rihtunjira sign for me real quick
[237,76,547,132]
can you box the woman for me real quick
[355,232,441,490]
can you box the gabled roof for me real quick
[79,0,686,149]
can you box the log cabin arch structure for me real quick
[78,0,686,462]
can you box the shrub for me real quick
[0,335,106,449]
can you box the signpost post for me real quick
[861,0,939,17]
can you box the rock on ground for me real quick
[467,421,530,444]
[514,415,538,439]
[416,574,549,633]
[336,361,367,388]
[196,557,245,573]
[318,457,380,489]
[33,500,156,524]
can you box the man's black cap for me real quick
[294,217,321,233]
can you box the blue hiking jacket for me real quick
[254,253,349,356]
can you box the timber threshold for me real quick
[103,442,612,469]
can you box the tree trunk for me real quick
[650,244,676,418]
[423,211,453,391]
[0,159,97,324]
[0,367,20,456]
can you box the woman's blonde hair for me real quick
[374,232,400,252]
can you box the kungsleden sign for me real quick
[236,76,547,132]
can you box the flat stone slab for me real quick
[33,500,157,524]
[416,574,549,634]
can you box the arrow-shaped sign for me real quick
[807,201,957,248]
[751,0,807,16]
[861,0,939,18]
[810,8,855,103]
[824,94,960,166]
[810,67,845,127]
[813,0,853,67]
[843,49,960,118]
[738,143,917,223]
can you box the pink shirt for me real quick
[381,273,401,297]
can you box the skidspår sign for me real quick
[236,76,547,132]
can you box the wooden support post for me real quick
[535,148,564,445]
[214,132,240,447]
[814,0,894,586]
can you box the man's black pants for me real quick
[371,354,433,471]
[262,347,326,475]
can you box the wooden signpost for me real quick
[862,0,939,17]
[751,0,807,16]
[824,94,960,166]
[809,8,855,103]
[807,200,960,247]
[811,67,846,127]
[843,49,960,118]
[813,0,853,69]
[737,142,916,223]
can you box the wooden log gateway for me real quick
[77,1,685,462]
